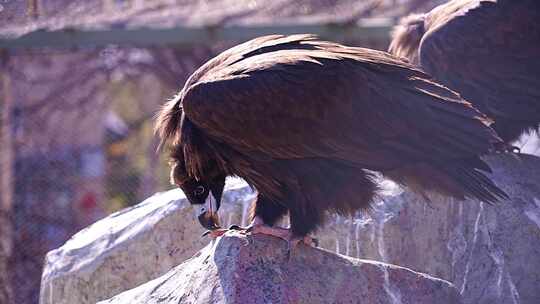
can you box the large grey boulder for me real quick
[39,179,257,304]
[332,154,540,304]
[40,154,540,304]
[98,233,462,304]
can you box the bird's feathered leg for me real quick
[210,195,318,255]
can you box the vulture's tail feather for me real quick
[384,159,508,204]
[444,162,509,204]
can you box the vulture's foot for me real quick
[230,216,318,251]
[203,216,318,257]
[201,228,229,238]
[202,216,267,238]
[246,224,291,239]
[219,216,263,233]
[244,225,318,258]
[284,234,318,259]
[286,234,318,248]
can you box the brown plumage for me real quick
[156,34,507,238]
[389,0,540,143]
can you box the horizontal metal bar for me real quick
[0,20,393,50]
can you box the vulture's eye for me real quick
[193,185,205,196]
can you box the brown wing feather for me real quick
[155,34,320,150]
[162,35,508,203]
[418,0,540,141]
[181,41,499,173]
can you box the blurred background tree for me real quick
[5,0,536,303]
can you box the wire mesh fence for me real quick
[3,44,219,303]
[1,1,488,303]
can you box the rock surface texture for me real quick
[39,180,257,304]
[40,154,540,304]
[99,233,462,304]
[341,154,540,304]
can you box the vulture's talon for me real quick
[201,224,257,239]
[248,225,290,240]
[223,216,266,234]
[244,225,255,234]
[222,224,253,234]
[227,224,243,231]
[285,235,318,260]
[201,228,229,239]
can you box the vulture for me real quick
[389,0,540,143]
[156,34,507,247]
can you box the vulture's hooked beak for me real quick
[197,192,221,231]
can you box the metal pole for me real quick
[0,50,14,304]
[27,0,40,19]
[0,21,393,50]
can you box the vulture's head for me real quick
[170,159,226,231]
[155,97,227,231]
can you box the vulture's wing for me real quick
[181,44,499,172]
[419,0,540,124]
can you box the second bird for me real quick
[389,0,540,143]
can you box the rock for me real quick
[40,154,540,304]
[325,154,540,304]
[98,233,462,304]
[39,179,257,304]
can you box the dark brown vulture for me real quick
[156,34,507,246]
[389,0,540,143]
